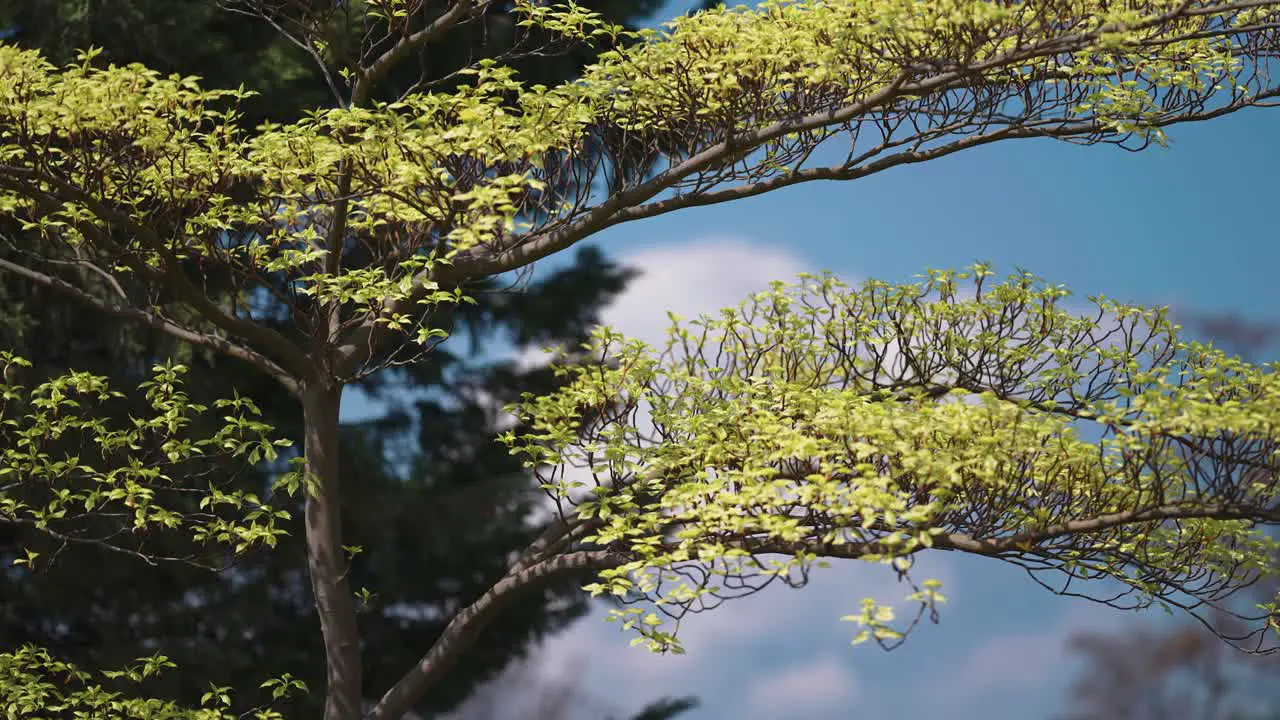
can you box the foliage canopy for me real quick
[2,0,1280,718]
[0,2,655,714]
[503,268,1280,651]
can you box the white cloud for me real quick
[599,238,812,345]
[925,598,1126,708]
[512,235,818,514]
[667,551,958,653]
[516,236,813,372]
[745,656,860,720]
[496,548,958,719]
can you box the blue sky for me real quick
[346,5,1280,718]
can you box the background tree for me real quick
[0,0,666,716]
[3,1,1280,720]
[0,0,673,128]
[1061,618,1280,720]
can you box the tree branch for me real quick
[0,516,224,571]
[0,166,316,387]
[509,514,603,573]
[370,496,1279,720]
[0,256,301,396]
[932,501,1280,556]
[334,3,1280,375]
[352,0,490,106]
[368,549,627,720]
[550,100,1269,225]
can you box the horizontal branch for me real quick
[0,166,316,388]
[0,515,223,571]
[335,1,1280,375]
[425,0,1263,282]
[0,256,301,395]
[372,490,1278,720]
[934,501,1280,555]
[710,501,1280,568]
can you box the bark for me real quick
[302,383,364,720]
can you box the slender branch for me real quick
[620,92,1280,222]
[263,11,348,107]
[352,0,490,106]
[932,502,1280,555]
[0,516,223,570]
[0,256,302,395]
[732,501,1280,560]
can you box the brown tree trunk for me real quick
[302,383,363,720]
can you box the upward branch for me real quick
[352,0,493,105]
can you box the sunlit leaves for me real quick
[0,351,298,568]
[0,646,306,719]
[503,268,1280,651]
[576,0,1264,144]
[3,0,1279,361]
[3,0,1280,711]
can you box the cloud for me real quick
[744,656,860,720]
[925,598,1126,708]
[503,545,958,719]
[511,235,818,511]
[516,236,814,373]
[599,238,812,346]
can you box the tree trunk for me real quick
[302,383,363,720]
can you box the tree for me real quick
[3,1,1280,719]
[1060,619,1280,720]
[0,1,661,715]
[0,0,329,128]
[0,246,634,718]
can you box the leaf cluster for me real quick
[0,352,298,569]
[502,267,1280,652]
